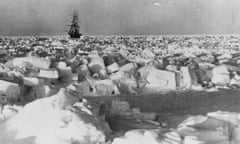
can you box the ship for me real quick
[68,11,82,38]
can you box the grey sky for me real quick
[0,0,240,35]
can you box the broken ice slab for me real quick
[23,77,44,86]
[0,80,20,99]
[183,136,204,144]
[141,48,155,59]
[88,53,106,74]
[119,63,137,73]
[75,79,120,97]
[211,65,230,86]
[7,56,51,70]
[0,72,23,84]
[76,64,90,82]
[207,111,240,125]
[107,63,119,74]
[56,61,73,81]
[31,85,59,99]
[141,69,177,93]
[37,69,59,79]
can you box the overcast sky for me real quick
[0,0,240,35]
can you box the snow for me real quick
[0,88,108,144]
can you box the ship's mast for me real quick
[68,11,81,38]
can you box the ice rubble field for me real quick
[1,35,240,143]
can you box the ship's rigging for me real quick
[68,11,82,38]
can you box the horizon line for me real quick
[3,34,240,37]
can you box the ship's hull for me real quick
[69,33,82,38]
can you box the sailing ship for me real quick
[68,11,82,38]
